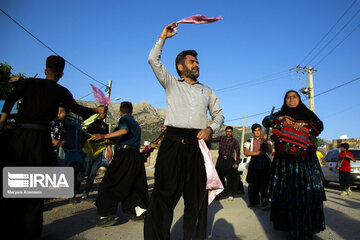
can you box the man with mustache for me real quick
[144,22,224,240]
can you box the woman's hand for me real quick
[279,116,308,130]
[293,122,307,131]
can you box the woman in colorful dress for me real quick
[262,90,326,239]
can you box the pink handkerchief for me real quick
[90,84,110,105]
[177,14,222,24]
[198,139,224,204]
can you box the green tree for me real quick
[0,62,26,99]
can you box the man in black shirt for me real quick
[0,55,105,239]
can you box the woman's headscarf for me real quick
[275,90,320,122]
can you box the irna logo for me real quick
[8,172,69,188]
[3,167,74,198]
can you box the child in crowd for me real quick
[336,143,356,196]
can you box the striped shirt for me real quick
[211,136,240,162]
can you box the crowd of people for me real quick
[0,21,355,240]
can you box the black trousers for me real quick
[246,156,270,205]
[144,127,208,240]
[2,198,44,239]
[339,170,350,191]
[216,156,243,197]
[1,128,55,239]
[95,148,149,217]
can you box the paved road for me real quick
[42,168,360,240]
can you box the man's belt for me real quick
[18,123,50,132]
[219,154,233,160]
[165,134,198,145]
[115,144,139,150]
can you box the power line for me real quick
[225,75,360,122]
[78,85,107,100]
[323,103,360,119]
[306,6,360,66]
[314,23,360,67]
[314,76,360,97]
[0,8,107,87]
[215,70,290,93]
[225,109,280,122]
[299,0,358,65]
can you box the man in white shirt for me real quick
[144,22,224,240]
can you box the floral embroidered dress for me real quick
[262,91,326,240]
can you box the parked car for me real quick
[238,152,273,174]
[237,158,249,174]
[322,148,360,188]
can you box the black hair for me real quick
[120,101,133,114]
[58,105,68,114]
[98,105,108,112]
[251,123,262,132]
[175,50,198,77]
[46,55,65,79]
[225,126,233,131]
[341,143,350,150]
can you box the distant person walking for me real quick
[336,143,356,196]
[0,55,105,239]
[211,126,244,200]
[316,150,331,170]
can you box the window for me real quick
[325,150,339,162]
[349,150,360,160]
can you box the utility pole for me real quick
[105,80,112,131]
[240,115,246,158]
[106,80,112,98]
[307,67,315,112]
[292,65,317,113]
[104,80,112,160]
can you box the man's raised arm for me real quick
[148,23,178,88]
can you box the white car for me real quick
[237,157,249,173]
[321,148,360,188]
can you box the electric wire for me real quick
[225,75,360,122]
[306,6,360,66]
[314,23,360,67]
[323,103,360,119]
[215,70,290,93]
[0,8,107,88]
[78,85,107,100]
[299,0,358,65]
[313,76,360,97]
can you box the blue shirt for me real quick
[115,114,141,148]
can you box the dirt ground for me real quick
[41,167,360,240]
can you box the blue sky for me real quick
[1,0,359,140]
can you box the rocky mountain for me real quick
[76,100,166,144]
[76,100,253,147]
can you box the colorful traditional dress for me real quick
[262,91,326,240]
